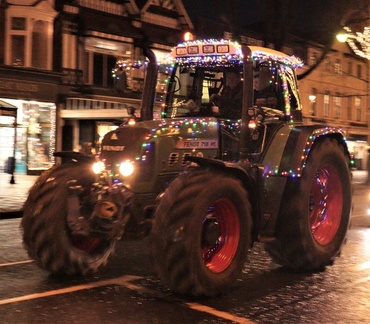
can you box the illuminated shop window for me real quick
[0,99,56,174]
[24,102,56,172]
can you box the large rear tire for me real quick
[265,137,351,270]
[151,169,251,296]
[21,162,115,275]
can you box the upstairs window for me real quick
[11,17,26,30]
[324,91,330,117]
[10,17,26,66]
[5,3,56,70]
[347,97,352,120]
[357,64,362,79]
[32,21,47,69]
[11,35,25,66]
[334,59,341,74]
[355,96,362,121]
[348,61,353,75]
[334,93,341,118]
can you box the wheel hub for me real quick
[201,217,220,247]
[201,198,240,273]
[93,201,118,219]
[309,165,342,245]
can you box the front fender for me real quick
[54,151,96,163]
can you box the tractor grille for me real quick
[168,152,179,166]
[181,153,192,166]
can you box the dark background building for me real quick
[0,0,368,173]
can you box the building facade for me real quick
[0,0,368,173]
[297,39,369,169]
[0,0,59,174]
[0,0,193,174]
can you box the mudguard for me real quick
[262,125,349,178]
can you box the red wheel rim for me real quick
[309,164,342,245]
[201,198,240,273]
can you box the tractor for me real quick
[22,40,352,297]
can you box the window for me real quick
[92,53,116,87]
[93,53,104,86]
[348,61,353,75]
[11,17,25,30]
[347,97,352,120]
[309,88,317,116]
[11,35,25,66]
[334,59,341,74]
[32,21,47,69]
[357,64,362,79]
[355,96,362,121]
[324,91,330,117]
[6,4,57,70]
[310,52,317,65]
[334,93,341,118]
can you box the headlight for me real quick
[92,161,105,174]
[119,161,134,177]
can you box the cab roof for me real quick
[169,39,302,68]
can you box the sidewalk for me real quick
[0,170,369,219]
[0,173,38,218]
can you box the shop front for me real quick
[0,66,60,175]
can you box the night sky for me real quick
[182,0,338,38]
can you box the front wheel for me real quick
[265,137,352,270]
[151,170,252,296]
[21,162,116,275]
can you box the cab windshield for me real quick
[158,60,301,120]
[163,64,244,120]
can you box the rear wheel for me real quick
[21,162,116,275]
[151,169,251,296]
[265,138,351,270]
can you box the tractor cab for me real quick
[159,40,303,124]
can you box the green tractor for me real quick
[22,40,352,296]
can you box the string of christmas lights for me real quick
[342,26,370,60]
[112,39,303,81]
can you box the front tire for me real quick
[21,162,115,275]
[151,169,251,296]
[265,137,351,270]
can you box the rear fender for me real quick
[263,126,349,178]
[259,126,349,241]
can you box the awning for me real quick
[0,100,17,118]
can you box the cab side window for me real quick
[254,64,284,110]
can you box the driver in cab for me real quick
[210,71,243,119]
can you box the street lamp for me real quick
[336,33,348,43]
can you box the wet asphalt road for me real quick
[0,183,369,323]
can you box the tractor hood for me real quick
[100,117,220,163]
[99,117,222,191]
